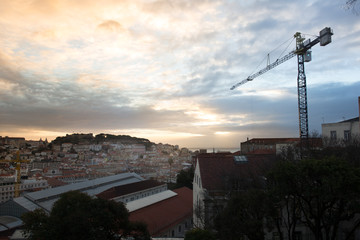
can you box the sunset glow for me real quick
[0,0,359,148]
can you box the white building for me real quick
[0,179,48,203]
[322,97,360,144]
[322,117,359,143]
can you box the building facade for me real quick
[193,152,275,229]
[322,97,360,144]
[0,178,48,203]
[322,117,359,143]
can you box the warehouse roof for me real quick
[129,187,192,236]
[0,172,144,216]
[97,179,165,200]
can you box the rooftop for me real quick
[2,172,144,214]
[339,117,359,123]
[126,190,177,212]
[129,187,192,236]
[197,153,276,191]
[97,179,165,200]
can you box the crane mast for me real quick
[231,27,333,145]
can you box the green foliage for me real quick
[214,142,360,240]
[127,221,151,240]
[21,209,50,240]
[174,166,194,190]
[53,133,94,145]
[22,191,150,240]
[52,133,154,149]
[267,157,360,240]
[184,228,216,240]
[215,189,268,240]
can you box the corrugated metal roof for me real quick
[26,172,143,201]
[126,190,177,212]
[129,187,193,236]
[13,197,40,212]
[12,172,144,212]
[0,216,22,228]
[97,180,165,200]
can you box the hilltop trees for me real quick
[52,133,154,149]
[22,191,150,240]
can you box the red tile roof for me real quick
[97,180,165,200]
[46,177,68,187]
[197,153,275,191]
[129,187,192,236]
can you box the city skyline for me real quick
[0,0,359,148]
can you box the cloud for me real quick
[0,0,359,147]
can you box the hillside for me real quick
[51,133,154,149]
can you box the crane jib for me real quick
[230,27,332,91]
[230,51,296,90]
[230,27,333,153]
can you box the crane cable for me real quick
[249,35,295,76]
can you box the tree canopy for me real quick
[52,133,154,149]
[22,191,150,240]
[184,228,216,240]
[215,189,270,240]
[267,156,360,240]
[214,143,360,240]
[174,166,194,190]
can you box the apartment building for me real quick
[0,178,48,203]
[322,97,360,143]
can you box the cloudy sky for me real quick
[0,0,359,148]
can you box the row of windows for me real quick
[122,188,163,203]
[0,183,47,191]
[330,130,351,141]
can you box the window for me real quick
[344,130,351,142]
[178,225,182,232]
[330,131,337,140]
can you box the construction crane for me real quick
[231,27,333,144]
[0,151,30,198]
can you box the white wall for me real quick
[322,119,359,141]
[192,158,204,228]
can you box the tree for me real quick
[267,157,360,240]
[184,228,216,240]
[174,166,194,189]
[215,189,270,240]
[22,191,150,240]
[266,160,303,240]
